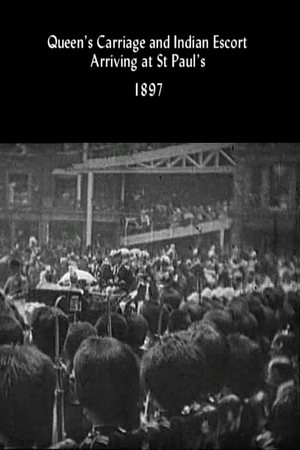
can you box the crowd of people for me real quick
[0,236,299,449]
[123,200,232,235]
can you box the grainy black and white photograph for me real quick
[0,142,299,449]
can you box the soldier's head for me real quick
[44,269,54,283]
[0,344,56,448]
[225,333,264,399]
[203,309,234,336]
[160,288,182,310]
[9,258,21,275]
[63,321,97,370]
[169,309,191,333]
[125,313,148,351]
[109,249,122,265]
[95,313,128,343]
[217,394,243,439]
[266,356,294,390]
[141,332,206,416]
[69,267,78,287]
[31,306,69,361]
[74,337,140,430]
[180,300,204,323]
[0,314,24,346]
[189,320,229,393]
[271,329,297,359]
[140,302,169,337]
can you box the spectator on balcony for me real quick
[140,209,151,231]
[171,207,182,227]
[182,207,194,226]
[195,205,204,223]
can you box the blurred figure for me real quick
[95,313,129,343]
[4,258,28,300]
[125,312,148,359]
[74,337,144,448]
[0,344,56,448]
[63,322,97,444]
[31,305,69,361]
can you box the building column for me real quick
[83,143,88,162]
[38,219,49,246]
[219,227,225,253]
[261,166,270,207]
[81,222,87,251]
[86,171,94,248]
[76,174,82,208]
[10,218,16,247]
[232,162,248,249]
[120,173,126,207]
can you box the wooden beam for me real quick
[72,143,234,170]
[198,151,203,166]
[86,172,93,247]
[220,149,236,166]
[186,154,200,167]
[203,151,217,166]
[169,156,182,167]
[54,166,235,175]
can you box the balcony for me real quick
[0,199,120,223]
[121,217,232,246]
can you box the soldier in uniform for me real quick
[4,258,28,299]
[0,344,56,448]
[97,257,114,289]
[159,270,182,310]
[140,332,218,449]
[31,305,69,362]
[74,336,147,449]
[4,258,29,321]
[63,322,98,444]
[110,249,135,294]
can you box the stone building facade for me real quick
[232,143,300,255]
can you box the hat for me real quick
[109,249,121,258]
[187,292,200,303]
[29,236,37,247]
[208,245,216,258]
[212,286,223,299]
[201,287,212,300]
[120,248,130,257]
[233,270,243,280]
[69,252,77,261]
[161,255,171,266]
[130,248,141,257]
[222,287,235,301]
[205,273,216,286]
[160,271,172,284]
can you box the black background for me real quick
[1,8,299,143]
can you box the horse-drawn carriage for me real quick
[26,283,135,324]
